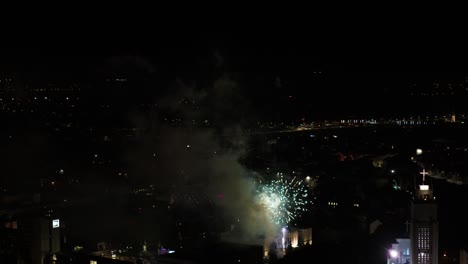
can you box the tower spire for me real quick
[420,169,429,184]
[410,169,438,264]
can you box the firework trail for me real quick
[257,176,309,225]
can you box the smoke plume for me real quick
[126,69,277,245]
[429,169,465,185]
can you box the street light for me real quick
[388,249,399,264]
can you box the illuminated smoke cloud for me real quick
[126,59,281,244]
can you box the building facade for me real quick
[388,238,411,264]
[410,170,438,264]
[18,216,61,264]
[459,249,468,264]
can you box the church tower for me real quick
[410,169,439,264]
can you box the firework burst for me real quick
[257,176,309,225]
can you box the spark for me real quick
[257,176,309,225]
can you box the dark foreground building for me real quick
[158,242,263,264]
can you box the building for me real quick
[263,226,312,258]
[18,215,61,264]
[410,169,439,264]
[460,249,468,264]
[387,238,411,264]
[289,227,312,248]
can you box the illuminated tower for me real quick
[410,169,438,264]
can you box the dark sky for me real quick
[2,32,468,118]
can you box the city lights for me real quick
[2,40,465,264]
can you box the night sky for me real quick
[2,37,468,120]
[3,29,468,263]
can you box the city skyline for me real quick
[2,36,468,263]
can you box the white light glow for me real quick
[419,185,429,190]
[52,219,60,228]
[416,149,423,155]
[291,231,299,247]
[389,249,398,258]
